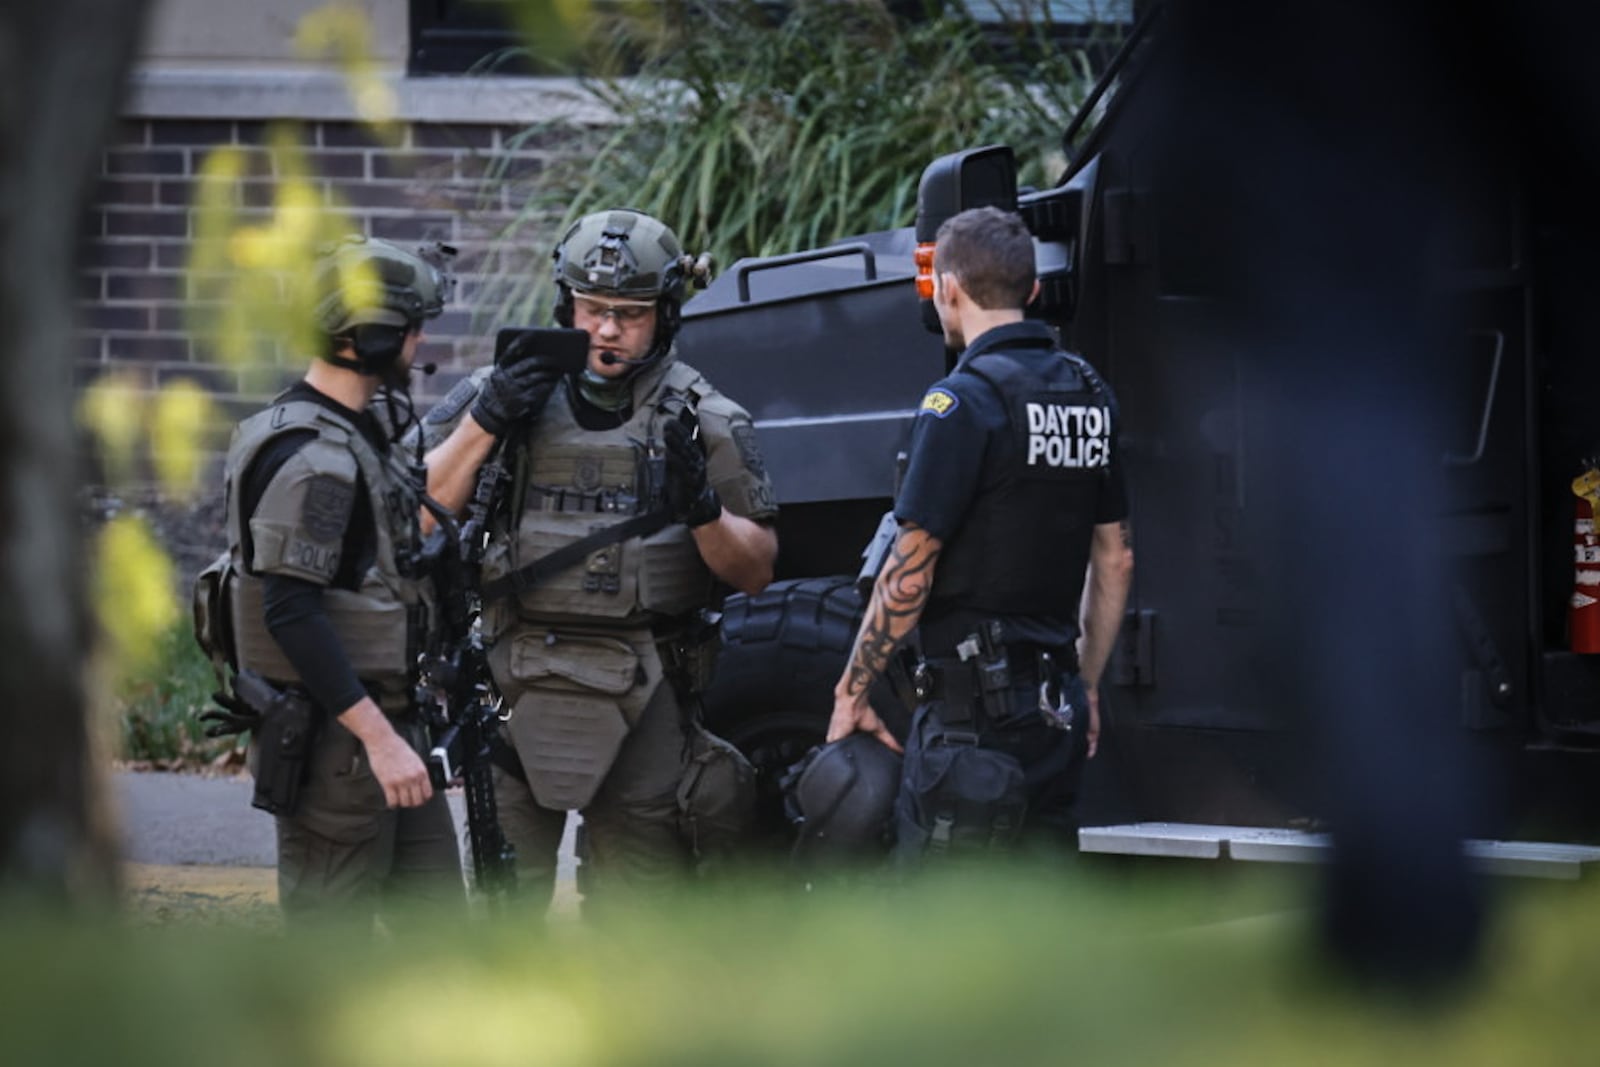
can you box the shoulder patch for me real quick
[919,387,960,418]
[301,474,356,543]
[730,422,767,480]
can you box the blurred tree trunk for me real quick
[0,0,150,897]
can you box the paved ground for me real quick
[114,770,578,919]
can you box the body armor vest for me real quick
[480,362,713,634]
[930,341,1115,620]
[224,399,433,708]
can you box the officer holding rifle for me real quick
[418,209,778,914]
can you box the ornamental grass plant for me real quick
[482,0,1105,325]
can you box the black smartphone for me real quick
[494,326,590,372]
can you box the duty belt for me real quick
[915,654,1011,733]
[916,643,1079,734]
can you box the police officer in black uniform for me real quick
[827,205,1134,858]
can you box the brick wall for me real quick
[78,115,585,577]
[81,117,580,408]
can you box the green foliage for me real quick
[485,0,1103,324]
[115,621,235,767]
[8,864,1600,1065]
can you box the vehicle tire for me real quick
[701,576,912,846]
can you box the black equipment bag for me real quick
[893,704,1027,866]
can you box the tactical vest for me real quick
[929,340,1116,619]
[480,362,714,635]
[223,399,433,709]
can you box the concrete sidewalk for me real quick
[114,770,577,916]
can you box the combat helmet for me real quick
[313,235,456,375]
[783,734,903,872]
[551,210,712,391]
[554,208,690,305]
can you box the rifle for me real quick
[410,328,586,902]
[415,445,519,903]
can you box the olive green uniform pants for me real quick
[272,715,464,924]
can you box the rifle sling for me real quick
[478,509,673,604]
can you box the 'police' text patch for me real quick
[302,474,356,543]
[919,388,959,418]
[1024,401,1112,468]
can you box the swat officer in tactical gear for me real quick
[828,206,1134,858]
[211,234,464,921]
[419,209,778,913]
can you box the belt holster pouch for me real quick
[893,705,1027,868]
[250,686,318,816]
[657,609,723,707]
[935,620,1016,729]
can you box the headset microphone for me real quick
[598,352,650,366]
[419,362,438,375]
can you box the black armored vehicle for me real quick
[679,2,1600,870]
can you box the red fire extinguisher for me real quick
[1571,467,1600,654]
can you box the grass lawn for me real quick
[5,858,1598,1066]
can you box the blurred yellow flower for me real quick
[79,373,147,487]
[94,516,180,675]
[151,380,219,500]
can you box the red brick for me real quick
[306,151,367,179]
[371,215,457,242]
[82,305,149,331]
[371,152,457,180]
[108,335,192,361]
[105,210,188,239]
[98,179,155,206]
[106,149,187,176]
[338,182,419,210]
[158,180,199,208]
[413,125,497,150]
[155,243,194,270]
[152,121,237,147]
[320,122,390,149]
[107,272,185,302]
[80,241,151,270]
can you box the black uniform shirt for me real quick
[895,321,1128,651]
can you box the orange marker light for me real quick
[914,242,936,300]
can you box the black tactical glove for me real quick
[470,354,563,437]
[662,413,722,528]
[198,688,260,738]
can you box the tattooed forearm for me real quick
[842,525,941,697]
